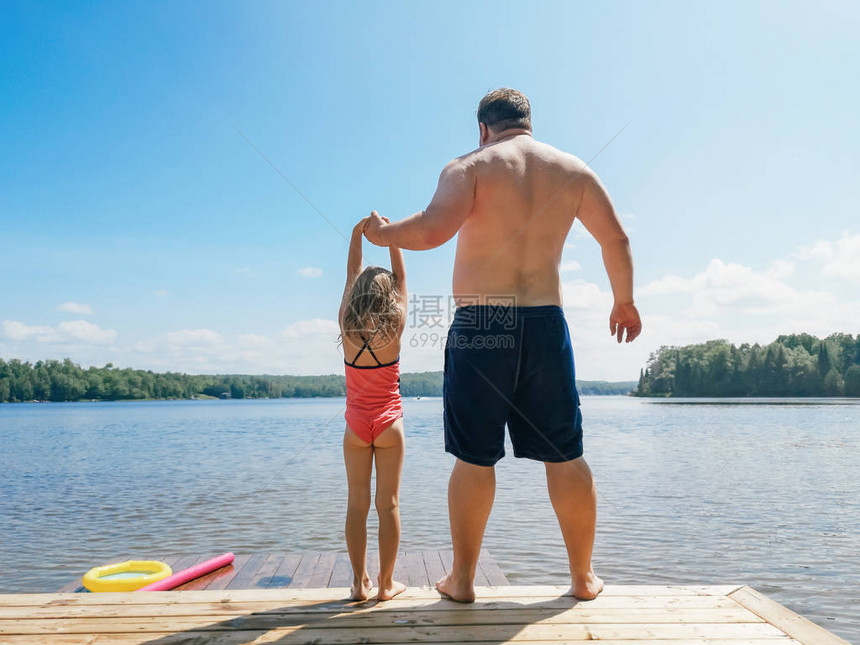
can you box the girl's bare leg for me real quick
[343,426,374,600]
[372,418,406,601]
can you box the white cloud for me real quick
[166,328,225,348]
[2,320,116,345]
[57,321,116,344]
[560,260,582,273]
[238,334,268,347]
[298,266,323,278]
[639,258,833,317]
[639,274,696,296]
[57,302,93,315]
[3,321,60,342]
[766,260,796,279]
[282,319,339,338]
[154,290,169,297]
[804,232,860,280]
[236,267,257,277]
[562,280,613,311]
[122,319,344,374]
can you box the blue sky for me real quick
[1,0,858,379]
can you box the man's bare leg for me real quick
[436,459,495,603]
[545,457,604,600]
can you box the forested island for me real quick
[0,359,635,403]
[635,333,860,397]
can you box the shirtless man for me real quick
[364,88,641,602]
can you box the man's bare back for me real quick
[451,132,586,306]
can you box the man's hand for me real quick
[609,301,642,343]
[364,210,390,246]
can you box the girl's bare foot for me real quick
[435,572,476,603]
[350,576,373,601]
[376,578,406,601]
[568,571,604,600]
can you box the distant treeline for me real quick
[634,333,860,397]
[0,359,635,403]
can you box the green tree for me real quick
[844,365,860,397]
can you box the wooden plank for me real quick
[421,549,446,585]
[0,637,99,645]
[0,588,744,622]
[166,554,203,575]
[328,552,354,588]
[0,605,765,625]
[439,549,453,574]
[473,555,491,587]
[729,585,850,645]
[33,631,803,645]
[288,552,320,588]
[224,554,269,590]
[247,554,284,590]
[201,553,251,591]
[0,585,747,607]
[0,613,789,637]
[391,551,408,586]
[80,638,800,645]
[400,550,430,587]
[8,620,789,640]
[365,550,380,585]
[264,553,302,589]
[306,552,338,588]
[479,549,509,586]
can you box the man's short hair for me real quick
[477,88,532,132]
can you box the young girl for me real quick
[339,214,407,601]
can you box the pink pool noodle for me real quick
[137,552,235,591]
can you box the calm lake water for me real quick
[1,396,858,641]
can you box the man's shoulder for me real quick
[447,139,590,177]
[532,140,589,170]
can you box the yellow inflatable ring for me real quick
[82,560,172,592]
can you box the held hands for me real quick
[353,216,372,236]
[609,301,642,343]
[363,210,390,246]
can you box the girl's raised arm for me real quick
[389,245,407,336]
[389,246,406,297]
[339,217,370,324]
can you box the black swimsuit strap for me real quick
[363,341,382,366]
[347,333,383,367]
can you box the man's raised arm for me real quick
[365,159,474,250]
[575,168,642,344]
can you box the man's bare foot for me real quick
[376,579,406,601]
[435,572,476,603]
[350,576,373,601]
[568,572,604,600]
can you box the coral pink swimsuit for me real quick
[344,335,403,444]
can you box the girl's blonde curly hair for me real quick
[340,266,403,347]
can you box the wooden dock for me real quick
[56,551,509,593]
[0,584,849,644]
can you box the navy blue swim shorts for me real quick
[443,304,583,466]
